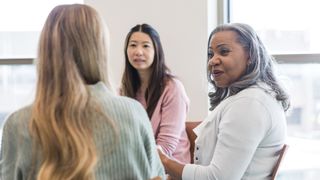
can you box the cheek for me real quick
[148,51,155,61]
[233,61,247,78]
[127,49,134,60]
[149,50,155,57]
[240,59,249,73]
[225,60,246,79]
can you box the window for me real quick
[227,0,320,179]
[0,65,36,143]
[0,0,83,58]
[229,0,320,54]
[0,0,83,149]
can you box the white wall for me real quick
[85,0,217,121]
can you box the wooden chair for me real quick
[185,121,202,163]
[271,144,289,180]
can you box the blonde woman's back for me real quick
[0,82,165,179]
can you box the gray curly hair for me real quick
[207,23,290,111]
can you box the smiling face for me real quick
[208,30,249,88]
[126,32,155,73]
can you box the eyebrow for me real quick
[216,43,227,48]
[209,43,227,51]
[129,40,152,44]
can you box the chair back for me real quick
[185,121,202,163]
[271,144,289,180]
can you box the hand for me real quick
[149,176,162,180]
[157,145,184,180]
[157,145,169,164]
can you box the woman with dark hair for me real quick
[158,23,290,180]
[121,24,191,164]
[0,5,164,180]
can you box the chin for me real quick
[134,66,146,70]
[215,82,228,88]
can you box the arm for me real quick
[0,114,20,180]
[158,146,184,180]
[162,97,272,180]
[137,104,166,179]
[184,98,271,180]
[156,80,189,156]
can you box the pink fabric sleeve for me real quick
[153,79,189,157]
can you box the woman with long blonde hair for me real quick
[0,4,164,180]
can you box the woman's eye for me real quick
[220,49,230,55]
[143,44,151,48]
[208,51,214,59]
[129,43,136,47]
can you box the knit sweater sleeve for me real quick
[135,102,166,179]
[92,92,165,179]
[0,112,23,180]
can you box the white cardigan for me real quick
[183,83,287,180]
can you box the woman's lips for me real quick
[133,58,145,64]
[212,70,223,78]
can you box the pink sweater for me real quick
[136,78,191,163]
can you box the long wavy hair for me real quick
[29,4,113,180]
[207,23,290,111]
[121,24,172,118]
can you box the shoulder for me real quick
[222,84,283,119]
[165,78,185,91]
[101,92,147,117]
[89,82,144,111]
[163,78,189,100]
[3,106,31,128]
[93,86,148,119]
[110,96,153,135]
[235,83,278,106]
[114,95,146,114]
[2,106,31,139]
[88,82,150,124]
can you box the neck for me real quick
[138,70,151,91]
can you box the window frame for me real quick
[0,58,33,65]
[218,0,320,64]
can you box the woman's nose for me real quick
[134,47,143,56]
[208,56,220,66]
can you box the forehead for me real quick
[129,32,152,42]
[210,30,239,48]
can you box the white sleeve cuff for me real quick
[182,164,198,180]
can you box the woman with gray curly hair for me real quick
[158,23,290,180]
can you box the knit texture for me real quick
[0,82,165,180]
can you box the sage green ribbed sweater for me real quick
[0,82,165,180]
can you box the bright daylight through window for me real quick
[0,0,83,148]
[229,0,320,179]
